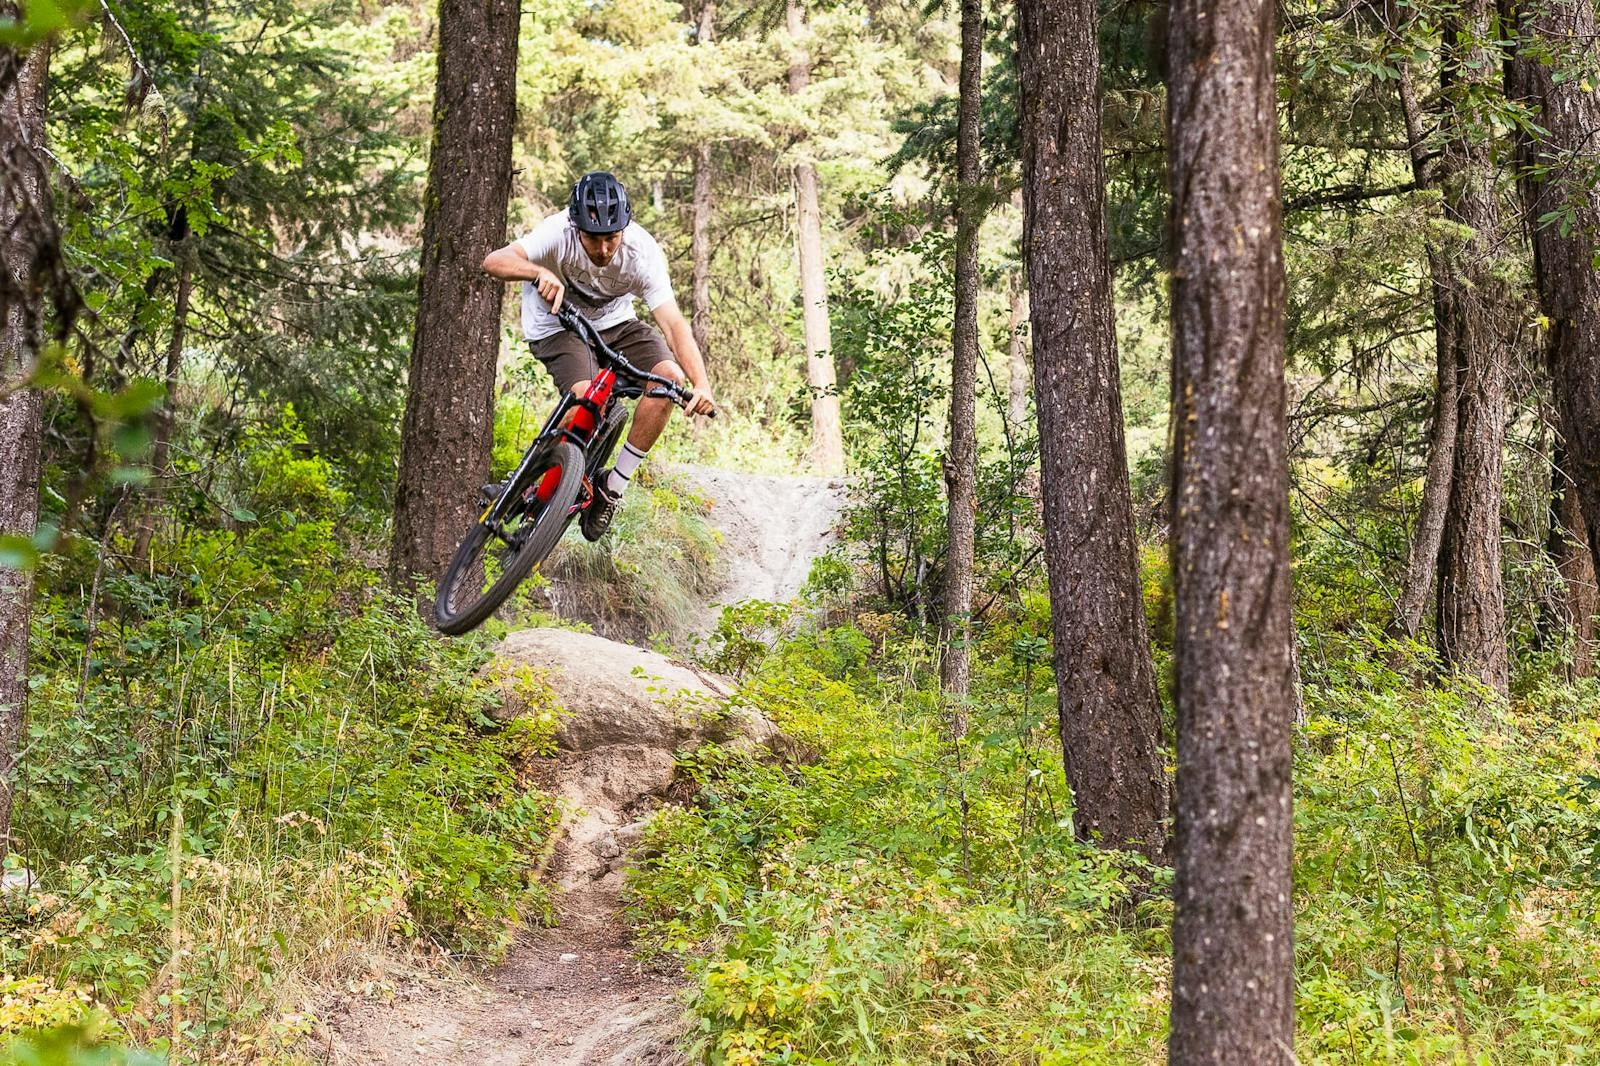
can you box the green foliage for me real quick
[629,592,1600,1063]
[0,1024,160,1066]
[833,228,1040,625]
[1293,632,1600,1063]
[49,0,419,506]
[0,0,89,47]
[629,622,1171,1064]
[697,600,797,680]
[14,425,561,1058]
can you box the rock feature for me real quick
[327,626,791,1065]
[676,465,846,630]
[542,463,847,645]
[490,627,788,923]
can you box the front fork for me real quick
[482,384,615,536]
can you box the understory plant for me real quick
[8,418,563,1062]
[628,596,1600,1064]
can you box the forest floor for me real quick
[319,467,846,1065]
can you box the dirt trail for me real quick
[323,470,840,1065]
[318,921,683,1066]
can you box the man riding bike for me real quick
[481,171,716,541]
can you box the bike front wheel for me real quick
[434,440,585,635]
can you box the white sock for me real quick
[607,442,647,495]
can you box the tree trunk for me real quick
[0,32,52,859]
[786,0,844,476]
[389,0,519,592]
[1164,0,1296,1052]
[1391,58,1460,641]
[1550,442,1597,677]
[1007,268,1029,429]
[1503,0,1600,580]
[939,0,982,704]
[1435,2,1511,695]
[689,0,716,363]
[1019,0,1168,860]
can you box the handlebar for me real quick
[553,304,715,418]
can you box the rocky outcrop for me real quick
[327,466,834,1066]
[487,628,788,923]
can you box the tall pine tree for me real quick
[939,0,983,704]
[390,0,519,591]
[0,18,53,857]
[1165,0,1297,1052]
[1018,0,1168,859]
[1435,0,1512,694]
[1504,0,1600,597]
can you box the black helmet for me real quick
[569,171,633,234]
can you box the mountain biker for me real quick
[481,171,716,541]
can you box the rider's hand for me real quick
[533,266,565,313]
[682,384,717,419]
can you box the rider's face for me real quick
[579,230,623,266]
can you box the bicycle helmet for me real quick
[569,171,633,234]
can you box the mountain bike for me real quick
[433,305,706,635]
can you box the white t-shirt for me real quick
[516,213,676,341]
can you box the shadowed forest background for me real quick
[0,0,1598,1061]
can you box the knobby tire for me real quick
[434,440,585,634]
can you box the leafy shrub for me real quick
[14,425,563,1060]
[628,624,1168,1064]
[631,607,1600,1064]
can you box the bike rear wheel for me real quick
[589,403,629,481]
[434,440,585,635]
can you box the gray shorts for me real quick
[529,317,677,394]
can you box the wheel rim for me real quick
[441,454,569,618]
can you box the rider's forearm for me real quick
[482,245,543,281]
[670,321,709,390]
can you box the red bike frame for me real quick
[529,367,617,504]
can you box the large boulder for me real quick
[490,627,785,759]
[486,627,788,923]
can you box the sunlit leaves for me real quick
[0,0,90,48]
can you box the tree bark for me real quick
[689,0,716,364]
[1435,2,1511,695]
[1006,269,1029,430]
[0,31,52,859]
[1019,0,1169,860]
[389,0,519,592]
[1503,0,1600,581]
[1391,58,1460,641]
[1550,442,1597,677]
[1165,0,1296,1051]
[786,0,844,476]
[939,0,982,704]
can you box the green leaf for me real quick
[97,378,167,420]
[0,535,39,571]
[0,0,89,47]
[111,423,152,460]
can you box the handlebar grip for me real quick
[646,385,718,418]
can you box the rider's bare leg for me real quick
[592,360,684,499]
[624,360,685,453]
